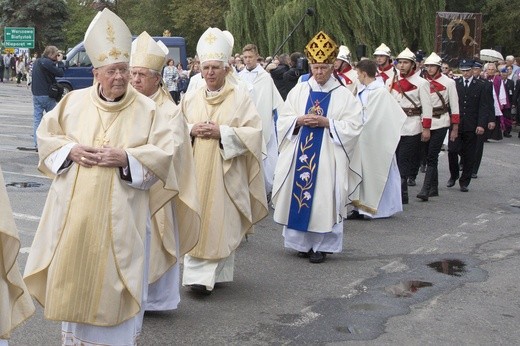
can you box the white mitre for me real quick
[130,31,168,72]
[84,8,132,68]
[196,27,234,64]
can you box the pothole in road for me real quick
[6,182,43,188]
[428,259,466,276]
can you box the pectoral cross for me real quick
[308,100,323,116]
[94,137,110,147]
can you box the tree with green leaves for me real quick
[0,0,69,53]
[226,0,447,61]
[167,0,229,57]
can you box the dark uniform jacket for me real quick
[456,77,493,132]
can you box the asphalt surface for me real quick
[1,81,520,345]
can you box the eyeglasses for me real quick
[103,68,129,77]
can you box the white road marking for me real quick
[13,212,41,222]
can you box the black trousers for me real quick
[396,133,421,178]
[448,130,477,187]
[425,127,448,168]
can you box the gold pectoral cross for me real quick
[308,100,323,116]
[95,137,110,147]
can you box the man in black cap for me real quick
[447,59,494,192]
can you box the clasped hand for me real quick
[192,121,220,139]
[297,114,329,128]
[69,144,128,168]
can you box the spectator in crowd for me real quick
[270,53,290,99]
[441,62,450,75]
[505,55,519,83]
[16,55,26,85]
[283,51,305,95]
[3,53,11,81]
[0,53,4,83]
[234,56,244,72]
[499,66,514,137]
[163,58,180,104]
[9,54,16,81]
[30,45,65,149]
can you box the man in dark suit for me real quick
[447,60,494,192]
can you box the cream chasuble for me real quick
[0,167,35,339]
[272,77,363,233]
[350,81,407,214]
[181,76,268,260]
[148,87,201,284]
[24,84,175,326]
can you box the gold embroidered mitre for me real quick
[305,31,338,64]
[84,8,132,68]
[196,27,234,64]
[130,31,169,72]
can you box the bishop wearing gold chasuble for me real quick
[181,28,268,295]
[129,31,201,312]
[23,9,177,346]
[272,31,363,264]
[1,167,35,344]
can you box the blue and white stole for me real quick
[287,90,332,231]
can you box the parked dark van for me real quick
[57,36,187,93]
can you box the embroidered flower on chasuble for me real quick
[293,133,316,212]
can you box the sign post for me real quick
[4,27,35,49]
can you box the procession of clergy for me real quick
[2,7,484,346]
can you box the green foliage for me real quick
[226,0,447,61]
[63,0,97,50]
[168,0,230,57]
[0,0,69,53]
[481,0,520,55]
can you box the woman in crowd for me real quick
[163,58,180,104]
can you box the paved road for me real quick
[1,81,520,345]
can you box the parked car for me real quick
[57,36,187,93]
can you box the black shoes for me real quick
[416,190,429,201]
[309,251,327,264]
[407,177,416,186]
[297,250,313,258]
[189,284,212,295]
[346,210,365,220]
[503,132,512,138]
[447,178,456,187]
[460,185,469,192]
[420,164,427,173]
[471,173,478,179]
[298,250,327,263]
